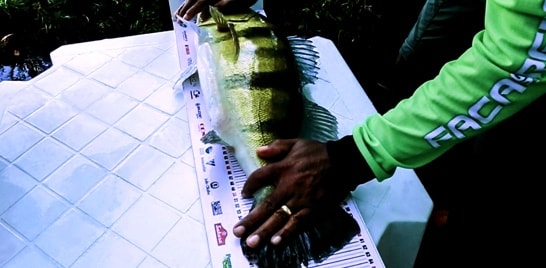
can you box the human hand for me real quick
[232,138,356,248]
[176,0,258,20]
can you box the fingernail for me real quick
[271,235,282,245]
[256,145,268,152]
[247,234,260,247]
[233,226,245,237]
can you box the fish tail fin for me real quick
[287,36,320,86]
[209,6,240,61]
[241,205,360,267]
[305,205,361,261]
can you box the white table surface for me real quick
[0,30,432,268]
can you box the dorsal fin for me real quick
[287,37,337,141]
[209,6,229,32]
[209,6,240,61]
[287,36,320,86]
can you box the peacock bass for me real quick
[196,7,306,177]
[184,6,360,268]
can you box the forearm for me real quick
[326,136,375,189]
[354,0,546,180]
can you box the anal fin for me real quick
[299,96,338,143]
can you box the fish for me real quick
[182,6,361,268]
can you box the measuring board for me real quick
[181,72,384,268]
[173,14,385,267]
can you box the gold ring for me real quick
[280,205,292,216]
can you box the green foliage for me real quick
[266,0,380,51]
[0,0,173,57]
[1,0,420,82]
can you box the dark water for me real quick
[0,56,53,82]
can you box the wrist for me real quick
[326,135,374,190]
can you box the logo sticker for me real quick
[200,157,207,172]
[199,123,206,136]
[223,254,232,268]
[215,223,228,246]
[204,178,219,195]
[211,201,223,215]
[188,80,200,92]
[195,103,202,118]
[199,146,213,155]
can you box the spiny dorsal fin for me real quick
[228,23,240,61]
[209,6,240,61]
[286,37,337,143]
[209,6,229,32]
[287,36,320,86]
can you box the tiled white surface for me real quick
[0,31,206,268]
[0,31,432,268]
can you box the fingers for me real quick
[214,0,235,9]
[233,200,310,248]
[178,0,251,20]
[255,139,296,159]
[240,139,296,197]
[176,0,194,18]
[234,139,315,248]
[233,195,279,239]
[242,164,279,198]
[236,207,311,248]
[183,1,209,20]
[177,0,215,20]
[245,206,293,247]
[270,208,310,245]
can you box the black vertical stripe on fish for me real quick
[241,116,301,139]
[253,46,294,61]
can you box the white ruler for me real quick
[174,16,384,268]
[181,72,384,268]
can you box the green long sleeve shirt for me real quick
[353,0,546,180]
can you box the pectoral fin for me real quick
[200,130,231,147]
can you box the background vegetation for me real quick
[0,0,173,66]
[263,0,424,91]
[0,0,424,83]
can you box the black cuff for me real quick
[326,135,374,191]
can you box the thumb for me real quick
[215,0,257,10]
[256,139,297,159]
